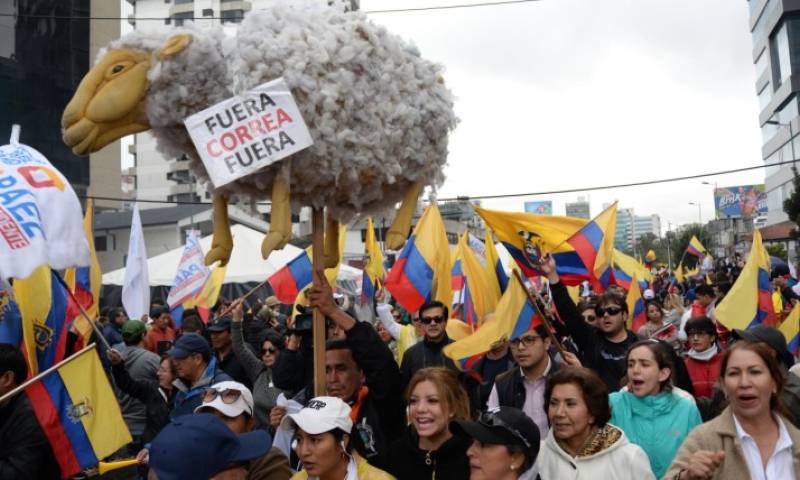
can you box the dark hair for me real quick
[331,428,355,454]
[181,314,205,335]
[715,281,732,296]
[596,290,628,316]
[625,340,674,392]
[720,341,790,420]
[544,367,611,428]
[694,284,715,298]
[507,444,534,472]
[684,316,716,338]
[645,298,663,312]
[0,343,27,385]
[262,331,284,352]
[577,298,597,314]
[418,300,449,320]
[325,338,352,352]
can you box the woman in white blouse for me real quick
[665,340,800,480]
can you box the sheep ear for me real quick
[158,34,192,60]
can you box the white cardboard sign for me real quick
[184,78,313,188]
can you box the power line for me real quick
[81,159,793,206]
[0,0,543,21]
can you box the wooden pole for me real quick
[218,278,271,318]
[311,208,327,397]
[0,343,96,404]
[64,287,112,351]
[512,270,567,361]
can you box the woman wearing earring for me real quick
[665,341,800,480]
[451,406,541,480]
[376,367,472,480]
[281,396,395,480]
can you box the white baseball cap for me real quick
[280,396,353,434]
[195,381,254,418]
[643,289,655,300]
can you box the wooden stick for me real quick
[512,270,567,361]
[218,278,270,318]
[311,208,327,397]
[0,343,96,404]
[64,288,112,351]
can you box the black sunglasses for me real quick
[420,315,446,325]
[263,347,277,354]
[596,306,623,317]
[479,411,531,448]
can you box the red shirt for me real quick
[145,327,176,353]
[684,352,724,399]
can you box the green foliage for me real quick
[783,166,800,225]
[672,225,712,268]
[766,243,787,261]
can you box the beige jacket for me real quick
[663,406,800,480]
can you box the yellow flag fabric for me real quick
[458,232,500,327]
[444,276,538,369]
[675,262,685,284]
[687,235,707,256]
[716,230,777,330]
[484,229,508,296]
[64,198,102,341]
[364,217,385,286]
[626,273,646,331]
[184,264,228,321]
[780,304,800,353]
[13,265,52,375]
[614,249,652,283]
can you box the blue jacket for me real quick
[170,357,232,418]
[609,390,701,478]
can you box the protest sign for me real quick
[184,78,314,188]
[0,137,89,280]
[166,230,211,309]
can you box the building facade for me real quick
[565,196,591,219]
[747,0,800,225]
[612,207,662,254]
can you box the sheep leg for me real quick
[324,216,340,269]
[205,194,233,267]
[261,176,292,260]
[385,181,424,250]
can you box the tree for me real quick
[783,166,800,225]
[634,232,670,266]
[672,224,712,269]
[766,243,787,262]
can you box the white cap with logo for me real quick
[194,381,254,418]
[280,396,353,434]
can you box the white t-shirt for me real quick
[733,414,796,480]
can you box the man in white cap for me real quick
[280,396,393,480]
[196,381,292,479]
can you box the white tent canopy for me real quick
[103,224,362,286]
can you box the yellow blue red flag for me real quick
[716,230,776,330]
[484,229,509,295]
[361,217,385,305]
[455,232,499,328]
[386,205,452,312]
[686,235,707,258]
[780,304,800,356]
[626,273,646,332]
[444,276,541,371]
[64,198,102,343]
[612,249,651,291]
[175,264,228,323]
[26,345,132,477]
[551,202,617,291]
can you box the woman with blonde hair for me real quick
[376,367,471,479]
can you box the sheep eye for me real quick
[112,64,125,74]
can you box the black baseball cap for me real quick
[451,407,540,464]
[167,333,212,359]
[207,316,232,333]
[732,325,792,368]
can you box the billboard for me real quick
[524,201,553,215]
[714,184,768,219]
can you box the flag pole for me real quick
[0,343,96,405]
[63,287,112,351]
[311,208,327,397]
[512,270,567,361]
[219,278,271,318]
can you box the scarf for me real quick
[349,386,370,424]
[687,344,718,361]
[556,424,622,457]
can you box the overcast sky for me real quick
[360,0,763,230]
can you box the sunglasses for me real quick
[478,411,531,448]
[510,335,541,348]
[201,388,243,405]
[263,347,277,354]
[420,315,446,324]
[596,306,623,317]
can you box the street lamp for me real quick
[688,202,702,224]
[701,181,718,221]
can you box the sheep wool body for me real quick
[104,0,457,221]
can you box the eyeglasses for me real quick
[596,306,623,317]
[201,388,243,404]
[581,314,596,322]
[478,410,531,448]
[687,331,711,338]
[510,335,541,348]
[263,347,277,354]
[420,315,446,324]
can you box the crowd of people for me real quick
[2,253,800,480]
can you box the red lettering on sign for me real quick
[0,206,30,249]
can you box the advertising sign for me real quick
[714,185,768,219]
[524,201,553,215]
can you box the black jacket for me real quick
[0,393,60,480]
[400,335,458,388]
[550,281,638,391]
[111,362,174,445]
[376,429,471,480]
[216,349,253,390]
[494,356,560,410]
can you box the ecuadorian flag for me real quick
[781,304,800,356]
[360,217,385,305]
[268,250,313,305]
[484,229,509,295]
[686,235,707,258]
[26,345,132,478]
[386,205,452,313]
[444,275,541,372]
[454,232,499,328]
[552,202,617,291]
[64,199,102,345]
[626,273,646,332]
[716,230,776,330]
[612,249,651,291]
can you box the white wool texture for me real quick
[105,1,457,221]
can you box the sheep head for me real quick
[61,34,193,156]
